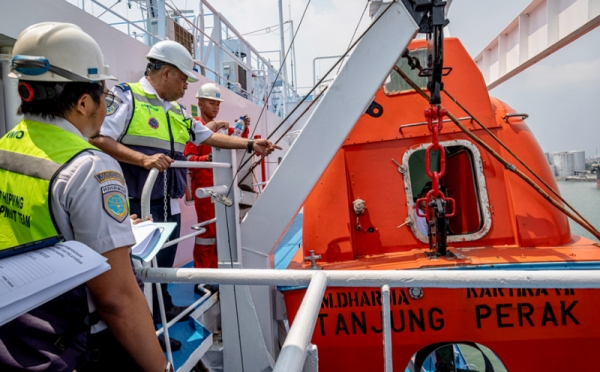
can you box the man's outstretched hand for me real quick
[253,139,282,156]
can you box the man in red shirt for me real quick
[184,83,250,272]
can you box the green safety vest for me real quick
[120,82,192,154]
[0,119,97,250]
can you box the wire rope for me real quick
[337,0,370,75]
[393,65,600,240]
[235,0,396,184]
[401,51,598,236]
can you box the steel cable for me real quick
[440,88,597,234]
[401,51,598,232]
[393,65,600,240]
[235,0,397,184]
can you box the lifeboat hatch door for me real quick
[403,139,492,243]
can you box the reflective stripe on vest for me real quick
[120,82,190,153]
[0,119,97,249]
[120,135,185,153]
[0,149,61,180]
[195,237,216,245]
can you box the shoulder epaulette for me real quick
[115,83,131,91]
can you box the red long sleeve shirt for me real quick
[184,118,249,190]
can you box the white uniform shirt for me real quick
[26,115,136,334]
[22,115,137,254]
[100,77,213,214]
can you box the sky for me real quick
[81,0,600,158]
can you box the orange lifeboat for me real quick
[281,37,600,371]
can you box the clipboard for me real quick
[131,222,177,262]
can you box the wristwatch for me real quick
[247,139,254,153]
[165,361,173,372]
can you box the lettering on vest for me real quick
[142,103,160,115]
[0,189,30,228]
[0,190,25,209]
[6,130,25,139]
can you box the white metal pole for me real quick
[0,49,21,134]
[289,21,297,91]
[171,160,231,168]
[278,0,288,113]
[288,2,297,92]
[273,272,328,372]
[195,185,229,198]
[381,285,393,372]
[138,268,600,289]
[152,256,173,365]
[157,0,166,40]
[141,168,159,220]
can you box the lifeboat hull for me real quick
[283,285,600,370]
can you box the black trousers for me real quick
[77,330,142,372]
[129,198,181,319]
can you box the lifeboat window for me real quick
[404,140,492,242]
[405,342,508,372]
[384,48,428,96]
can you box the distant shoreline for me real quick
[556,176,596,182]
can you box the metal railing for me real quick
[137,267,600,371]
[68,0,297,117]
[136,157,600,371]
[141,160,231,219]
[138,160,233,367]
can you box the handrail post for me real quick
[212,148,242,266]
[273,272,328,372]
[141,168,159,220]
[381,285,393,372]
[152,256,173,365]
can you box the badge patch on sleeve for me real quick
[94,170,125,185]
[106,96,122,116]
[101,185,128,222]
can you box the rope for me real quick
[441,88,597,233]
[401,51,598,233]
[393,65,600,240]
[337,0,370,75]
[241,21,290,36]
[235,0,397,182]
[237,86,328,185]
[228,0,314,191]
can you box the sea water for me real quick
[557,180,600,242]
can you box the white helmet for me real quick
[195,83,223,101]
[146,40,198,83]
[9,22,115,82]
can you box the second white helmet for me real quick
[146,40,198,82]
[9,22,115,82]
[195,83,223,102]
